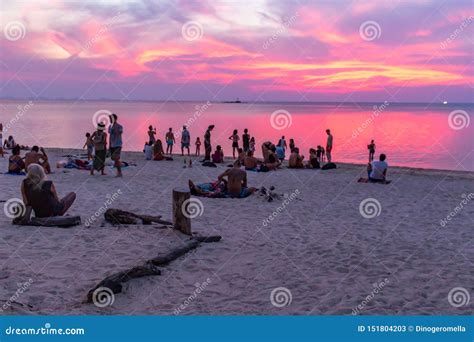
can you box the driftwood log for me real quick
[86,235,221,303]
[12,206,81,228]
[172,188,192,235]
[104,208,172,226]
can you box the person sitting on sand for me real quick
[25,146,51,174]
[90,123,107,176]
[288,147,305,168]
[189,160,257,198]
[212,145,224,163]
[244,151,261,171]
[195,137,201,156]
[8,145,25,174]
[238,148,246,164]
[144,142,153,160]
[306,148,319,169]
[4,135,16,149]
[83,132,94,161]
[368,153,388,183]
[153,139,172,161]
[21,164,76,218]
[261,141,273,163]
[276,144,285,162]
[265,145,281,170]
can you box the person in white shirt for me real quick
[368,153,388,182]
[144,142,153,160]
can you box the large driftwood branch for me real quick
[86,235,221,303]
[12,206,81,228]
[104,208,172,226]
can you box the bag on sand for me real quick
[202,161,217,168]
[321,162,337,170]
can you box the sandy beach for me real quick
[0,148,472,315]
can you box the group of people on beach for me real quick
[1,116,389,219]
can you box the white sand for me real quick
[0,149,472,315]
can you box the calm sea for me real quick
[1,100,473,171]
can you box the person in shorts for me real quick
[108,114,123,177]
[181,125,191,156]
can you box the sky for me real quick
[0,0,473,102]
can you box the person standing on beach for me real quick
[325,129,333,163]
[289,138,295,153]
[242,129,250,153]
[165,128,175,155]
[368,140,376,162]
[229,129,240,159]
[109,114,123,177]
[181,125,191,156]
[148,125,156,145]
[91,123,107,176]
[249,137,256,153]
[203,125,214,162]
[83,133,94,161]
[278,136,287,151]
[195,137,201,156]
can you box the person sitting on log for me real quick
[21,164,76,218]
[189,160,257,198]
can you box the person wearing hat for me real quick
[90,122,107,176]
[181,125,191,156]
[108,114,123,177]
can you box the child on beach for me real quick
[195,137,201,156]
[229,129,240,159]
[368,140,376,162]
[83,133,94,160]
[166,128,175,155]
[249,137,256,153]
[275,144,285,162]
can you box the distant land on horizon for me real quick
[1,97,473,106]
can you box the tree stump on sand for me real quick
[172,188,192,235]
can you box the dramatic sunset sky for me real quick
[1,0,473,102]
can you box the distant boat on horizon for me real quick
[222,98,243,103]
